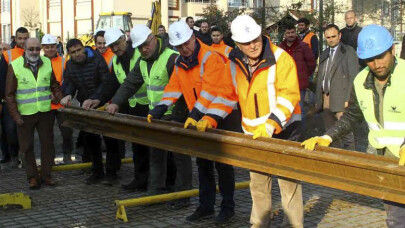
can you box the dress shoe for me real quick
[42,177,56,186]
[0,156,10,163]
[63,154,73,164]
[186,206,215,221]
[101,173,119,186]
[29,178,41,190]
[215,209,234,224]
[85,172,104,185]
[121,179,147,191]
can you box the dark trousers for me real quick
[81,131,122,175]
[322,94,354,150]
[128,104,150,187]
[197,110,242,212]
[1,104,19,159]
[17,111,55,180]
[384,200,405,228]
[51,110,73,155]
[103,136,122,174]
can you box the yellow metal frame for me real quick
[44,158,133,172]
[0,193,31,209]
[114,181,250,222]
[99,12,131,16]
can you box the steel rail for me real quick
[60,107,405,204]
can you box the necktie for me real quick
[323,48,335,94]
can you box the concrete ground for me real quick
[0,107,388,228]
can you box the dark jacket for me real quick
[195,31,212,46]
[279,38,316,90]
[315,43,360,113]
[340,24,362,51]
[5,55,63,121]
[111,37,178,108]
[223,32,235,48]
[0,52,8,100]
[62,47,115,105]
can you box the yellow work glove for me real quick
[196,119,213,132]
[147,114,153,123]
[301,135,332,150]
[399,146,405,166]
[252,123,275,139]
[184,117,197,129]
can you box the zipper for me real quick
[254,93,259,118]
[193,88,198,100]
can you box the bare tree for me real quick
[22,7,40,28]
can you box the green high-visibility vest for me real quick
[113,48,148,107]
[354,58,405,158]
[140,47,177,114]
[12,56,52,115]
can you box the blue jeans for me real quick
[1,104,19,159]
[384,200,405,228]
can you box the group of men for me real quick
[0,9,404,227]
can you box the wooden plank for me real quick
[60,107,405,203]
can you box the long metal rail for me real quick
[60,107,405,204]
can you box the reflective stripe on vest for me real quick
[354,58,405,158]
[112,48,148,107]
[7,50,11,65]
[12,56,52,115]
[200,51,212,77]
[140,47,177,112]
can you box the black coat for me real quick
[340,24,362,51]
[62,47,116,105]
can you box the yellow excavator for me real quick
[78,12,133,47]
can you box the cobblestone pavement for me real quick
[0,114,387,228]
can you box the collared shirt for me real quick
[322,44,340,91]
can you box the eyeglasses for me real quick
[27,47,41,52]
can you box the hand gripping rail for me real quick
[59,107,405,205]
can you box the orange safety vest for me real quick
[210,41,232,59]
[102,48,115,72]
[226,36,301,134]
[3,47,24,65]
[158,40,235,127]
[302,32,315,49]
[50,55,66,110]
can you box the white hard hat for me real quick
[41,34,57,45]
[130,25,152,48]
[231,15,262,43]
[168,21,193,46]
[104,28,124,46]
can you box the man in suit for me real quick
[315,24,360,149]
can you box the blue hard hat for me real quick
[357,25,393,59]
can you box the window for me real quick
[185,0,211,3]
[228,0,251,8]
[2,0,10,13]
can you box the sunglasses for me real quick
[27,47,41,52]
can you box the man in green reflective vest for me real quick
[106,25,192,204]
[302,25,405,227]
[101,27,151,192]
[5,38,63,189]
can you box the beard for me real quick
[26,54,39,62]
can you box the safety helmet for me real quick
[104,28,124,46]
[168,21,193,46]
[131,25,152,48]
[357,24,393,59]
[41,34,57,45]
[231,15,262,43]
